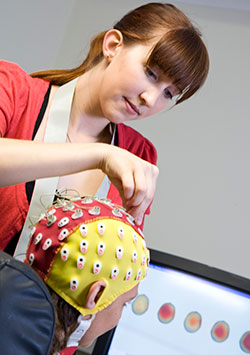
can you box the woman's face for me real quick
[79,284,138,348]
[97,43,177,124]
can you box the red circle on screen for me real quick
[211,321,229,342]
[240,331,250,353]
[158,303,175,324]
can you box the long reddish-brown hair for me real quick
[31,3,209,105]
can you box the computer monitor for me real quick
[92,248,250,355]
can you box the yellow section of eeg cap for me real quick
[46,218,149,316]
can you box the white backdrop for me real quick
[1,0,250,278]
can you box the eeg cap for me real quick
[25,196,149,316]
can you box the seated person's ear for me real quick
[85,280,106,309]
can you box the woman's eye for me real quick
[164,88,173,100]
[146,67,157,80]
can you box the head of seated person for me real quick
[25,195,149,354]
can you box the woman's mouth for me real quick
[123,97,140,116]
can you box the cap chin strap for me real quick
[66,314,96,348]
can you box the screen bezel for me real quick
[92,248,250,355]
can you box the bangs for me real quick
[147,29,209,104]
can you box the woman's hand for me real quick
[98,145,159,225]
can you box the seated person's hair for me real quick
[48,287,80,354]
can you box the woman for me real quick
[0,3,209,254]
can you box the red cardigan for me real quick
[0,60,157,250]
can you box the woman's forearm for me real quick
[0,138,106,186]
[0,138,159,224]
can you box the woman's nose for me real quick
[139,87,160,108]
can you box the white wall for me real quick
[1,1,250,278]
